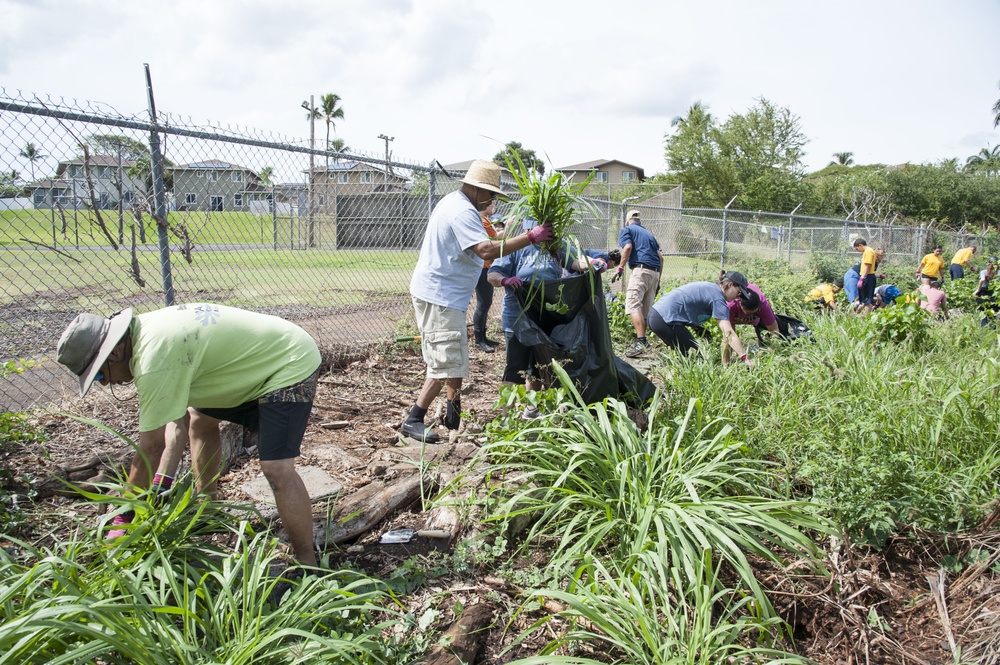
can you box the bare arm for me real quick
[718,318,750,366]
[472,233,534,261]
[487,271,506,288]
[619,243,634,269]
[130,417,190,489]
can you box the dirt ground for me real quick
[6,335,1000,664]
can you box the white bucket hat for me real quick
[56,309,133,397]
[460,159,503,194]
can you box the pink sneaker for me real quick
[105,511,134,539]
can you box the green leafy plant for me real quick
[867,300,930,348]
[476,363,830,618]
[502,149,596,256]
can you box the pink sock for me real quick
[152,473,173,490]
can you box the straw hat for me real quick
[460,160,503,194]
[56,309,133,397]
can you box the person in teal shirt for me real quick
[57,304,322,567]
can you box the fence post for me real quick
[144,64,175,306]
[787,203,802,264]
[721,195,737,269]
[428,161,436,231]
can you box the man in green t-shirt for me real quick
[57,304,322,567]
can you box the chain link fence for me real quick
[1,85,991,411]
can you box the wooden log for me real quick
[316,473,434,547]
[417,603,494,665]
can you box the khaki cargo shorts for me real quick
[625,266,660,317]
[412,297,469,380]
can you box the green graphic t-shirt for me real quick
[131,304,321,432]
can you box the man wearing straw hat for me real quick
[56,304,322,566]
[402,159,553,444]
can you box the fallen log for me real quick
[315,472,436,547]
[416,603,494,665]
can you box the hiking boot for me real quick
[625,341,647,358]
[444,398,461,430]
[483,337,501,348]
[400,419,441,444]
[475,340,495,353]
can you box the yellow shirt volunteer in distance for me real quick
[952,247,974,267]
[806,284,837,305]
[860,247,877,275]
[919,252,945,279]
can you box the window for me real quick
[196,170,205,178]
[594,171,608,182]
[123,191,133,203]
[185,193,197,205]
[233,193,244,207]
[231,171,243,183]
[360,172,372,184]
[97,166,111,179]
[210,196,223,212]
[69,165,81,177]
[318,195,326,206]
[621,171,636,183]
[33,190,45,205]
[337,173,349,184]
[209,171,219,182]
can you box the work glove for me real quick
[591,258,608,274]
[526,223,553,245]
[857,278,864,290]
[610,266,624,283]
[877,273,886,280]
[500,276,523,290]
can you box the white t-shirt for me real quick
[409,191,489,311]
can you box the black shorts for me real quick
[858,275,877,305]
[195,369,318,461]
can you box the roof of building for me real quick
[557,158,643,171]
[173,160,255,171]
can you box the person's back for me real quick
[651,281,727,326]
[919,283,947,314]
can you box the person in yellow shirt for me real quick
[949,245,977,280]
[806,279,843,311]
[854,238,878,313]
[916,245,945,286]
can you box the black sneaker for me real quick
[625,341,646,358]
[475,340,495,353]
[400,420,441,444]
[483,337,501,348]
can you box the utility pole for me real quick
[378,134,394,191]
[302,97,317,247]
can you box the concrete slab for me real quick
[240,465,343,505]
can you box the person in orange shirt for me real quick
[472,202,502,353]
[949,246,976,280]
[916,245,945,286]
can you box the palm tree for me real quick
[993,80,999,129]
[966,145,1000,177]
[670,100,712,130]
[830,152,854,166]
[19,142,45,182]
[258,166,274,186]
[319,93,345,168]
[328,138,350,160]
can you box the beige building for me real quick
[309,161,410,204]
[556,159,645,186]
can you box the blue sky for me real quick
[2,0,998,175]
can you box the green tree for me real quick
[319,93,344,167]
[87,134,147,161]
[493,141,544,175]
[965,145,1000,177]
[831,152,854,166]
[0,170,21,198]
[665,98,809,211]
[18,142,45,182]
[993,80,1000,129]
[257,166,274,186]
[328,137,350,158]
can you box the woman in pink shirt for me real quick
[723,282,780,362]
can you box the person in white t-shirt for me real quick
[403,160,553,443]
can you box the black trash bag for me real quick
[513,271,655,407]
[755,313,812,344]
